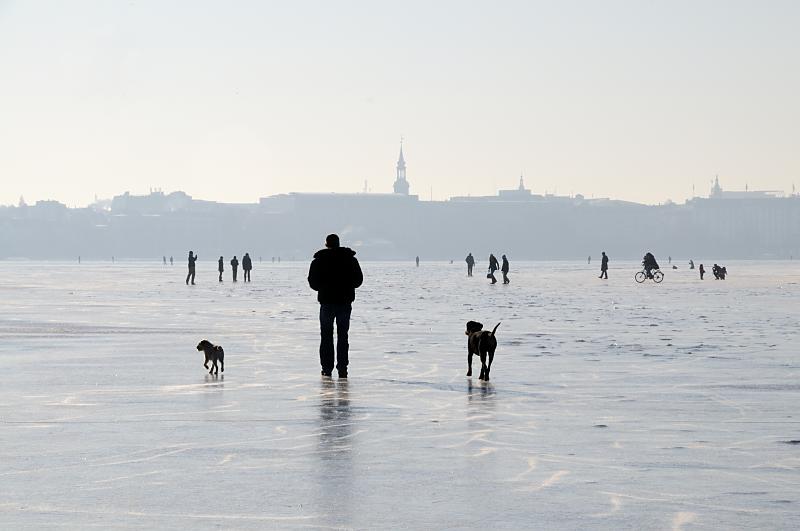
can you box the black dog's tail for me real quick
[490,322,500,336]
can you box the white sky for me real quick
[1,0,798,206]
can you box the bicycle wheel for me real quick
[635,271,646,283]
[653,270,664,283]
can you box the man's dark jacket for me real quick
[308,247,363,304]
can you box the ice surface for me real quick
[1,260,799,529]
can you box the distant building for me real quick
[709,175,782,200]
[30,200,68,220]
[498,175,533,200]
[110,190,194,215]
[393,141,410,195]
[260,144,419,213]
[449,174,586,203]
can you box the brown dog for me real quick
[196,339,225,375]
[465,321,500,381]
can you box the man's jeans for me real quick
[319,303,352,374]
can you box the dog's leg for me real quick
[220,358,224,373]
[467,349,473,377]
[479,352,487,380]
[486,350,495,381]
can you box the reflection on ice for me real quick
[0,260,799,529]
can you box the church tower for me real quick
[393,141,409,195]
[710,174,723,198]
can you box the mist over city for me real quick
[2,162,798,260]
[1,2,799,530]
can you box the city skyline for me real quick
[8,143,794,208]
[1,1,798,207]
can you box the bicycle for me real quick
[635,268,663,283]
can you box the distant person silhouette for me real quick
[78,256,81,264]
[186,251,197,285]
[599,251,609,279]
[699,263,705,280]
[416,256,420,267]
[465,253,475,276]
[501,254,510,284]
[218,256,224,282]
[163,256,167,265]
[242,253,252,282]
[642,252,659,279]
[668,255,672,264]
[689,259,695,270]
[230,256,239,282]
[488,254,499,284]
[308,233,363,379]
[170,256,173,266]
[588,255,591,264]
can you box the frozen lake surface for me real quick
[1,260,799,529]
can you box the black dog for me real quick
[465,321,500,381]
[196,339,225,374]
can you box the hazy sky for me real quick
[1,0,798,206]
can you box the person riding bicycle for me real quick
[642,252,659,279]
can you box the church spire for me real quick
[393,138,409,195]
[710,174,723,198]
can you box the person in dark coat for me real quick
[501,254,510,284]
[230,256,239,282]
[488,254,499,284]
[242,253,252,282]
[642,252,659,279]
[465,253,475,276]
[308,234,363,378]
[218,256,224,282]
[186,251,197,285]
[699,263,705,280]
[599,251,609,279]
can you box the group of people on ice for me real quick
[464,253,510,284]
[184,251,254,284]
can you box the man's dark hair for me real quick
[326,234,340,248]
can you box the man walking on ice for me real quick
[308,234,363,379]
